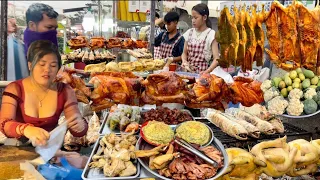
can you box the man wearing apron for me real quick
[181,4,220,74]
[154,12,185,67]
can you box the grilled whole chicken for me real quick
[185,73,229,109]
[216,7,239,68]
[89,72,142,110]
[250,136,298,177]
[229,77,264,107]
[141,72,193,105]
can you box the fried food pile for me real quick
[135,143,224,180]
[218,136,320,179]
[88,132,137,177]
[142,107,193,125]
[216,4,266,71]
[68,36,88,49]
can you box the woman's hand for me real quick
[200,69,212,75]
[24,126,50,146]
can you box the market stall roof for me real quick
[163,1,225,17]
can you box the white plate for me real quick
[281,109,320,118]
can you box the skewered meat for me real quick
[229,77,264,107]
[141,72,192,105]
[216,7,239,68]
[223,113,260,138]
[269,117,285,133]
[240,104,274,120]
[68,36,88,49]
[265,1,300,70]
[250,136,298,177]
[185,73,229,109]
[206,109,248,140]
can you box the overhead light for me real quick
[82,11,95,32]
[61,19,67,25]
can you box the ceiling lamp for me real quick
[82,11,95,32]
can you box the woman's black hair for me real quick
[27,40,61,71]
[192,3,212,28]
[164,11,179,23]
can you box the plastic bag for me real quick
[211,66,234,83]
[236,67,270,82]
[37,157,82,180]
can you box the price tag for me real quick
[139,0,151,13]
[128,1,139,12]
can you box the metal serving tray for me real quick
[136,136,229,180]
[82,136,141,180]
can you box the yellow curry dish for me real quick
[175,121,211,145]
[142,121,174,145]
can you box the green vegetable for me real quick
[289,70,298,79]
[313,91,320,105]
[284,76,292,86]
[293,78,301,83]
[317,86,320,92]
[292,82,300,89]
[303,69,315,78]
[279,81,286,89]
[272,77,282,87]
[303,99,318,114]
[287,86,293,92]
[296,68,302,74]
[302,79,311,89]
[281,88,288,98]
[311,76,319,85]
[317,81,320,87]
[298,73,305,81]
[310,85,317,89]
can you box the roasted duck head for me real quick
[229,77,263,107]
[216,7,239,68]
[89,72,142,111]
[185,73,229,110]
[55,66,91,104]
[141,72,192,105]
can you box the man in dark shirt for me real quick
[154,11,185,66]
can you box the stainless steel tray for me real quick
[140,108,195,125]
[82,136,141,180]
[135,136,229,180]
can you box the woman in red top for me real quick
[0,40,88,146]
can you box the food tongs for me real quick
[174,138,218,167]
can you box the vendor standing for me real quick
[154,11,185,66]
[181,3,219,74]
